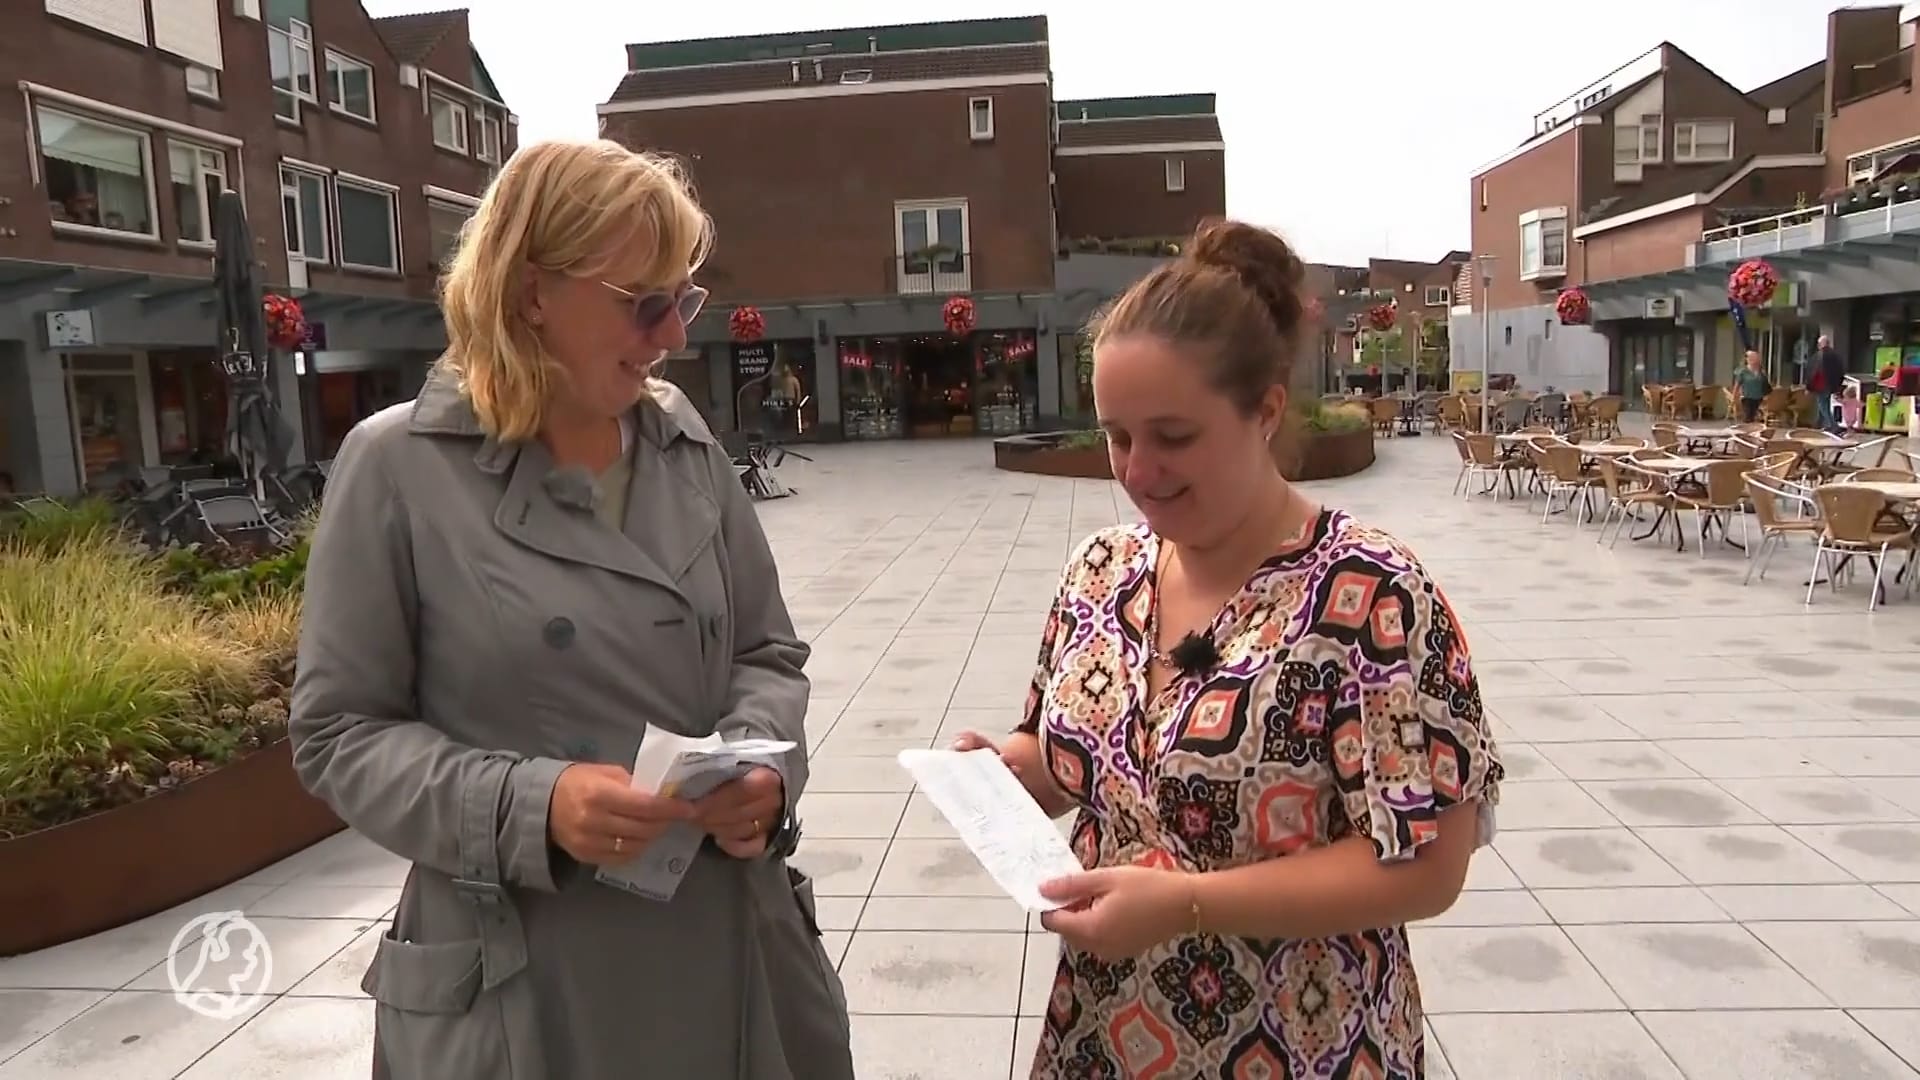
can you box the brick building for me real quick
[1566,3,1920,410]
[1458,43,1827,397]
[596,16,1228,439]
[0,0,512,497]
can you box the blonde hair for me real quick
[438,139,713,441]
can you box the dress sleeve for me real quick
[1014,576,1068,737]
[1331,562,1502,862]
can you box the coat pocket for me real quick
[770,865,853,1076]
[361,930,510,1079]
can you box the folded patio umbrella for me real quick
[212,190,291,499]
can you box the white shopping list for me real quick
[896,748,1084,912]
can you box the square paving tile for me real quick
[1745,921,1920,1008]
[1428,1012,1684,1079]
[1562,923,1828,1009]
[1637,1009,1918,1079]
[838,931,1026,1015]
[1407,926,1622,1013]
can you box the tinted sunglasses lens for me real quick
[632,292,678,329]
[677,286,708,324]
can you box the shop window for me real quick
[837,338,905,440]
[146,350,229,465]
[731,339,819,440]
[38,104,156,239]
[312,369,405,458]
[65,354,148,492]
[974,331,1039,434]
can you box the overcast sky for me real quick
[365,0,1853,267]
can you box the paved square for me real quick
[6,430,1920,1078]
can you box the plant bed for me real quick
[994,403,1376,483]
[1,502,330,954]
[0,739,344,956]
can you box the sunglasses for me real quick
[602,280,708,331]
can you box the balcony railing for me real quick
[1698,175,1920,263]
[894,251,972,295]
[1699,206,1828,262]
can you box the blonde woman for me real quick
[290,140,853,1079]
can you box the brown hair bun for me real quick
[1185,219,1306,343]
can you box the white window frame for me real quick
[36,103,160,243]
[269,19,317,122]
[430,92,469,154]
[476,112,501,163]
[280,164,330,264]
[1673,119,1735,163]
[332,175,401,274]
[168,141,228,247]
[426,198,474,269]
[893,198,971,294]
[1424,286,1451,307]
[185,64,220,103]
[968,96,994,141]
[1614,113,1662,165]
[1518,208,1568,281]
[1165,158,1186,193]
[325,50,376,124]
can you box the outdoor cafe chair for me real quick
[1743,476,1820,586]
[1806,484,1918,612]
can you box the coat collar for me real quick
[408,356,715,473]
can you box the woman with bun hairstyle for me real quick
[954,219,1502,1077]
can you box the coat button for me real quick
[543,617,576,649]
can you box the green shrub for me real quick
[0,534,273,836]
[1056,430,1107,451]
[1297,400,1371,434]
[0,496,124,554]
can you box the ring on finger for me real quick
[613,836,625,854]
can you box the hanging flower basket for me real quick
[727,305,765,343]
[1728,259,1780,308]
[262,293,306,351]
[1555,287,1592,326]
[1366,303,1396,332]
[942,295,977,336]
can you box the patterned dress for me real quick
[1018,509,1503,1080]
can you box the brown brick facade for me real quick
[1054,150,1225,242]
[0,3,508,298]
[1471,128,1580,311]
[1579,207,1712,282]
[601,83,1056,304]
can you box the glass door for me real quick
[67,366,147,491]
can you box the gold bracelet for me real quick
[1188,876,1203,935]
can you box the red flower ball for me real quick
[1366,304,1396,332]
[942,295,976,336]
[262,293,306,351]
[1555,288,1591,326]
[728,306,765,343]
[1728,259,1780,308]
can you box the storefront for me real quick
[729,339,820,440]
[147,348,231,468]
[836,330,1040,440]
[1611,321,1694,404]
[294,350,428,460]
[63,352,158,492]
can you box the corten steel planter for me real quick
[994,428,1376,483]
[0,739,345,957]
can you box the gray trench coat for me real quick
[289,362,854,1080]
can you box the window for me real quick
[1519,210,1568,280]
[1674,120,1734,163]
[1847,137,1920,184]
[894,199,969,293]
[430,92,468,153]
[1766,107,1787,125]
[280,166,328,263]
[334,179,399,273]
[1614,113,1662,164]
[476,113,501,164]
[1424,286,1451,306]
[168,142,227,245]
[427,199,474,268]
[1165,158,1186,193]
[968,96,994,141]
[269,19,317,121]
[185,64,220,102]
[36,104,156,239]
[325,51,375,123]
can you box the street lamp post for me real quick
[1477,253,1496,432]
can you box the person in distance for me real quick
[955,218,1503,1078]
[290,139,853,1080]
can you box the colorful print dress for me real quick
[1018,509,1502,1079]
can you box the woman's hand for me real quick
[694,766,785,859]
[951,730,1069,817]
[547,763,697,866]
[1038,866,1194,962]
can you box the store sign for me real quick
[44,309,96,348]
[301,321,328,351]
[733,341,773,383]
